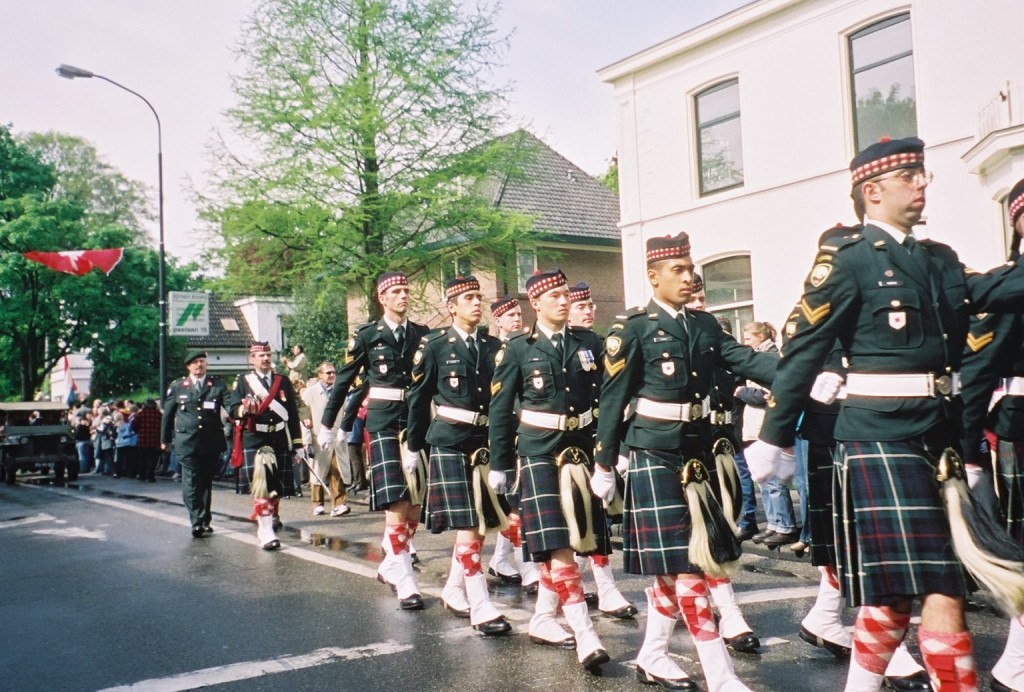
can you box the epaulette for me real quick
[615,306,647,321]
[508,327,531,341]
[423,328,448,343]
[819,231,864,253]
[356,321,377,333]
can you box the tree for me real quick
[598,156,619,196]
[204,0,537,320]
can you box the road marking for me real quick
[736,586,819,604]
[0,513,56,528]
[32,527,107,540]
[98,640,413,692]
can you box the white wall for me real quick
[603,0,1024,329]
[234,297,297,353]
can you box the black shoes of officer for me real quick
[882,671,932,690]
[473,616,512,636]
[203,524,213,534]
[584,591,599,608]
[724,632,761,653]
[191,525,204,538]
[799,625,851,658]
[762,532,798,549]
[602,603,639,619]
[581,648,610,673]
[487,566,523,584]
[636,665,698,690]
[443,601,470,619]
[399,594,424,610]
[272,516,283,531]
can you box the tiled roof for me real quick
[489,130,620,242]
[186,296,254,349]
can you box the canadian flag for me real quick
[22,248,124,276]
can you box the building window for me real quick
[442,256,472,283]
[695,79,744,196]
[849,14,917,152]
[702,255,754,336]
[516,250,536,294]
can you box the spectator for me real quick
[93,412,117,475]
[73,411,93,474]
[131,399,162,482]
[115,407,136,478]
[282,344,309,382]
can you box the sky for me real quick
[2,0,749,263]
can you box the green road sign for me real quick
[169,291,210,336]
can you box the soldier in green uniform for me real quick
[488,269,610,673]
[593,232,775,691]
[747,137,1024,691]
[161,350,230,538]
[405,276,511,635]
[319,271,431,610]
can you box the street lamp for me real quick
[56,63,168,400]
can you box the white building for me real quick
[600,0,1024,331]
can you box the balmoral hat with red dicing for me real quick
[376,271,409,294]
[850,136,925,187]
[490,295,519,317]
[691,272,704,293]
[1008,177,1024,226]
[567,282,591,304]
[646,232,691,265]
[249,341,271,354]
[525,269,567,299]
[444,275,480,300]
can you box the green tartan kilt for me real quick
[995,437,1024,544]
[425,446,476,533]
[804,438,838,568]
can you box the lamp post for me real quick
[56,63,168,400]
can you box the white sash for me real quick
[245,372,289,421]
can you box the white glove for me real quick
[589,466,616,504]
[294,446,307,463]
[488,469,507,494]
[316,427,334,452]
[744,440,795,484]
[337,428,349,444]
[401,445,420,475]
[615,454,630,478]
[809,371,844,405]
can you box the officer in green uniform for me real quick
[161,350,230,538]
[747,137,1024,691]
[593,232,775,690]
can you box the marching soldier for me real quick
[228,341,304,550]
[485,295,536,590]
[488,269,611,673]
[318,271,430,610]
[594,232,775,690]
[748,137,1024,691]
[959,177,1024,692]
[405,276,511,635]
[161,350,229,538]
[566,280,637,619]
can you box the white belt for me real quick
[635,397,709,422]
[436,405,488,426]
[709,410,732,425]
[845,372,960,398]
[520,408,593,431]
[1003,377,1024,397]
[368,386,406,402]
[254,422,285,433]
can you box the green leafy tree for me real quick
[204,0,537,321]
[598,156,619,196]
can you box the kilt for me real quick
[622,448,701,576]
[803,437,838,567]
[519,453,610,560]
[501,466,522,510]
[368,431,410,511]
[425,446,476,533]
[833,440,968,607]
[995,438,1024,545]
[235,446,295,497]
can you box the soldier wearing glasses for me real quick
[488,269,611,673]
[747,137,1024,691]
[405,276,510,636]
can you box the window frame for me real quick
[694,78,744,197]
[847,12,916,152]
[515,250,537,295]
[699,253,754,335]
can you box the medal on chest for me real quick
[577,349,596,371]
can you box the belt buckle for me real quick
[476,414,488,427]
[689,403,702,420]
[935,375,952,396]
[713,412,725,425]
[565,416,579,431]
[556,446,589,467]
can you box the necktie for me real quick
[261,374,271,390]
[467,336,478,368]
[394,324,405,350]
[552,332,564,354]
[902,234,916,254]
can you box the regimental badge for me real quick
[785,321,797,337]
[413,350,423,365]
[662,361,675,376]
[889,311,906,330]
[378,363,388,374]
[809,262,832,288]
[449,377,459,389]
[495,349,505,366]
[606,335,622,358]
[578,349,596,371]
[347,337,356,350]
[532,375,544,390]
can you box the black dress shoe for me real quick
[799,625,851,658]
[443,601,470,619]
[529,634,576,649]
[751,529,776,544]
[724,632,761,653]
[882,671,931,691]
[487,566,523,584]
[989,675,1013,692]
[762,532,798,549]
[473,616,512,635]
[411,553,420,566]
[581,648,610,672]
[203,525,213,534]
[523,582,539,596]
[734,526,758,542]
[636,665,698,689]
[191,525,205,538]
[583,591,599,608]
[399,594,424,610]
[601,603,639,619]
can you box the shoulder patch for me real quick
[605,335,623,358]
[413,349,424,366]
[494,347,506,366]
[809,262,833,288]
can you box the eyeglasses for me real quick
[322,371,336,376]
[873,169,933,186]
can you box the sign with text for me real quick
[169,291,210,336]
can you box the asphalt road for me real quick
[0,474,1012,691]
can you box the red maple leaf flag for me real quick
[22,248,124,276]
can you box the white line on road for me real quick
[736,586,819,604]
[98,640,413,692]
[0,513,56,528]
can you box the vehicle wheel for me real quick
[66,461,79,482]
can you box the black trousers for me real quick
[180,453,218,528]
